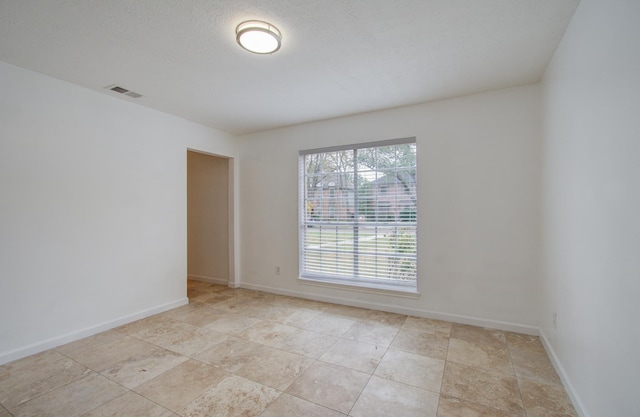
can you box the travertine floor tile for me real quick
[441,362,524,415]
[375,348,445,392]
[100,346,187,389]
[391,328,449,360]
[360,310,407,327]
[437,395,524,417]
[237,321,299,347]
[56,330,125,357]
[131,319,225,356]
[519,378,578,417]
[321,304,368,319]
[320,339,386,373]
[134,359,228,412]
[450,324,506,347]
[82,391,174,417]
[235,346,313,391]
[204,314,262,334]
[188,290,232,304]
[402,316,452,336]
[341,321,400,347]
[194,336,266,373]
[234,289,275,300]
[115,315,175,336]
[260,393,345,417]
[0,350,68,379]
[289,298,328,312]
[210,298,269,317]
[272,328,338,358]
[272,307,323,327]
[286,361,369,414]
[179,374,279,417]
[267,295,301,308]
[160,303,227,327]
[510,348,561,385]
[350,376,439,417]
[66,336,158,371]
[11,372,126,417]
[0,351,91,409]
[506,332,546,354]
[187,280,212,290]
[302,313,358,337]
[255,306,299,323]
[447,337,514,375]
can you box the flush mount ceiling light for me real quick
[236,20,281,54]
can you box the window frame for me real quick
[298,137,418,295]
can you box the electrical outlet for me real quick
[275,265,280,275]
[552,311,557,330]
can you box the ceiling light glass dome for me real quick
[236,20,281,54]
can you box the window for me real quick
[299,138,417,292]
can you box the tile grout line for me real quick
[57,328,193,416]
[345,318,397,417]
[345,371,374,417]
[435,325,454,417]
[0,402,14,417]
[506,338,529,417]
[3,352,95,414]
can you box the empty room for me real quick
[0,1,638,416]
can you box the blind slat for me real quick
[300,141,417,285]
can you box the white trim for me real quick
[299,136,416,155]
[299,140,418,287]
[185,149,239,290]
[0,297,188,365]
[228,157,240,288]
[539,329,590,417]
[240,281,538,335]
[298,276,420,298]
[188,274,228,286]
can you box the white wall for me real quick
[0,61,237,363]
[540,0,640,416]
[238,84,542,331]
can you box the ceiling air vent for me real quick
[104,84,143,99]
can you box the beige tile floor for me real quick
[0,280,578,417]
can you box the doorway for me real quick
[187,150,230,285]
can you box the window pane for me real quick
[300,139,417,287]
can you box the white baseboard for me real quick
[539,329,589,417]
[188,274,229,286]
[0,297,188,365]
[239,282,538,335]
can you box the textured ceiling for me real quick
[0,0,579,134]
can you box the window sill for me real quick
[298,276,420,299]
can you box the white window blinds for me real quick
[299,138,417,288]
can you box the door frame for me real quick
[186,148,239,288]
